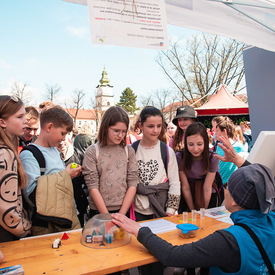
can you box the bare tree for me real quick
[154,89,169,110]
[45,83,61,102]
[157,33,246,106]
[10,80,32,105]
[139,94,154,108]
[66,89,85,127]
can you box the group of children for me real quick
[0,95,250,273]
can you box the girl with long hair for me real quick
[0,95,31,242]
[133,106,180,219]
[170,105,197,152]
[82,106,138,217]
[176,122,220,211]
[133,106,180,275]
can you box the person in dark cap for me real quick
[111,163,275,274]
[170,105,198,152]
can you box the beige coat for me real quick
[34,169,80,235]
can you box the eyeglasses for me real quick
[0,96,19,114]
[109,127,127,136]
[224,182,228,190]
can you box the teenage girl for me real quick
[133,106,181,221]
[0,95,31,242]
[133,106,180,275]
[176,122,220,211]
[170,105,197,152]
[82,106,138,217]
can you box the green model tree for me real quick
[117,87,138,115]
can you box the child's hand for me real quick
[66,164,82,179]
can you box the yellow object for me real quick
[115,228,125,240]
[71,163,77,169]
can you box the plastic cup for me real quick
[192,209,197,221]
[182,212,188,223]
[200,208,205,219]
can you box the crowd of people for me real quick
[0,95,274,274]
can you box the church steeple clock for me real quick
[95,67,114,112]
[95,68,114,129]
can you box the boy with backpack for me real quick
[20,105,82,236]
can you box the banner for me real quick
[87,0,168,49]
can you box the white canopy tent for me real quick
[64,0,275,52]
[64,0,275,145]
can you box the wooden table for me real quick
[0,214,230,275]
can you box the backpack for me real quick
[21,145,88,217]
[131,140,169,177]
[210,151,224,206]
[20,145,45,215]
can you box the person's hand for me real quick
[214,136,245,168]
[65,164,82,179]
[166,212,172,217]
[111,213,141,237]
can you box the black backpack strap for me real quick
[21,144,46,175]
[236,223,275,275]
[131,140,141,152]
[160,141,168,176]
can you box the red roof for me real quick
[65,108,97,120]
[195,85,249,116]
[162,98,201,113]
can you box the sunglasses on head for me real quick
[1,96,20,113]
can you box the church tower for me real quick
[95,67,114,112]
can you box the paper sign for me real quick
[204,206,231,220]
[87,0,169,49]
[139,219,177,234]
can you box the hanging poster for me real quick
[87,0,169,49]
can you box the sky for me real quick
[0,0,199,108]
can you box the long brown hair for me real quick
[97,106,129,146]
[172,127,184,152]
[172,118,197,152]
[183,122,210,174]
[0,95,27,188]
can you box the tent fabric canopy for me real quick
[64,0,275,52]
[166,0,275,52]
[195,85,249,116]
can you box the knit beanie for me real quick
[228,163,275,213]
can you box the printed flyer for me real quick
[87,0,169,49]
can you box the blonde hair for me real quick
[25,106,39,123]
[234,126,246,144]
[240,121,251,129]
[212,116,225,126]
[216,117,235,139]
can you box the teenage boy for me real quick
[20,105,82,236]
[18,106,40,153]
